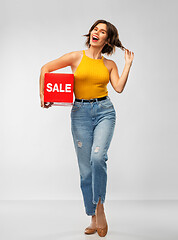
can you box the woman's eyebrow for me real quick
[94,27,107,32]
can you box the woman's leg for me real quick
[91,97,116,231]
[70,101,97,216]
[91,101,116,205]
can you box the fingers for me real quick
[41,99,45,108]
[41,100,48,108]
[41,101,44,108]
[45,102,53,108]
[40,93,45,108]
[125,49,134,55]
[40,95,53,109]
[43,102,53,108]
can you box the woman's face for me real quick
[90,23,108,48]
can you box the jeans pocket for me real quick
[71,102,82,112]
[99,99,114,109]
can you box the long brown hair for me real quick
[83,19,126,56]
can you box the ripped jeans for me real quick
[70,96,116,216]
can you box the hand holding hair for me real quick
[124,48,134,66]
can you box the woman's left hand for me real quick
[125,49,134,66]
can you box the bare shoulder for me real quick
[103,57,116,73]
[103,57,116,66]
[69,50,83,60]
[69,50,84,73]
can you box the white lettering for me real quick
[66,84,71,92]
[59,83,65,92]
[53,83,59,92]
[46,83,52,92]
[46,83,72,93]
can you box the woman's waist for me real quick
[75,95,108,102]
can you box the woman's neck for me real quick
[85,47,103,59]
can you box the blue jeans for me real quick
[70,96,116,216]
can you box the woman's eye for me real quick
[93,28,105,34]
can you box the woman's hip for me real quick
[70,96,116,119]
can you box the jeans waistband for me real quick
[75,96,108,103]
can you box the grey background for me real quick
[0,0,177,200]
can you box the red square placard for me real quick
[44,73,74,106]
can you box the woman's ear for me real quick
[106,38,112,46]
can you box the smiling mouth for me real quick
[92,36,99,42]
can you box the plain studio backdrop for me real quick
[0,0,177,201]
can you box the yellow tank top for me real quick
[74,50,110,99]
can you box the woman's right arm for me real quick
[39,51,76,108]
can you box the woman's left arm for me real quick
[110,49,134,93]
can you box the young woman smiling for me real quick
[39,19,134,237]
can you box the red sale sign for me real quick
[44,73,74,106]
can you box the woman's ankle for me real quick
[97,202,104,211]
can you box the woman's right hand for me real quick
[40,93,53,108]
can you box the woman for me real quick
[40,19,134,237]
